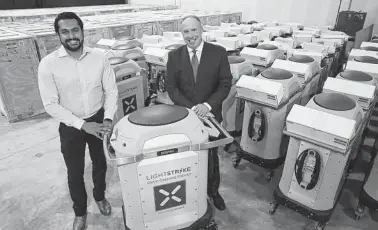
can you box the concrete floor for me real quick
[1,114,378,230]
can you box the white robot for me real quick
[222,56,255,151]
[360,41,378,49]
[102,104,233,230]
[336,70,377,86]
[272,55,320,105]
[143,44,184,105]
[322,76,376,172]
[345,56,378,81]
[234,68,302,180]
[271,92,364,230]
[240,44,285,72]
[109,57,145,123]
[348,49,378,61]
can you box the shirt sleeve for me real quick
[37,58,85,130]
[101,55,119,121]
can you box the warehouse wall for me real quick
[41,0,126,8]
[129,0,377,28]
[0,0,127,9]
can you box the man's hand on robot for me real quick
[82,122,103,140]
[100,120,113,137]
[193,103,210,117]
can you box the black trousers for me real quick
[59,108,107,217]
[207,138,220,197]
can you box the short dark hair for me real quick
[54,12,84,34]
[180,15,202,25]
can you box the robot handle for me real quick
[103,133,117,163]
[200,116,234,150]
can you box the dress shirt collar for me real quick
[187,40,204,54]
[58,45,92,58]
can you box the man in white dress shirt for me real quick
[37,12,118,230]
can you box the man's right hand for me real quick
[81,122,103,139]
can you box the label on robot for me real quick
[145,167,192,185]
[157,148,179,156]
[137,152,199,222]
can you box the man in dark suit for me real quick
[165,15,233,210]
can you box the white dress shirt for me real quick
[38,45,118,130]
[187,41,212,111]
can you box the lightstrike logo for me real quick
[154,180,186,211]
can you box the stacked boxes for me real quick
[0,29,44,122]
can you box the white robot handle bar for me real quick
[102,116,234,165]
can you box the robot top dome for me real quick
[109,57,129,65]
[361,46,378,52]
[306,92,363,125]
[128,104,189,126]
[228,56,246,64]
[261,68,293,80]
[112,43,139,50]
[339,70,373,82]
[354,56,378,64]
[257,44,278,50]
[313,93,356,111]
[165,44,184,50]
[289,55,314,64]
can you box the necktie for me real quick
[191,49,199,82]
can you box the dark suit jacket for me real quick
[166,42,233,122]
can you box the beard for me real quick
[61,38,83,52]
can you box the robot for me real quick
[143,44,184,105]
[345,56,378,82]
[240,44,285,73]
[109,57,145,123]
[272,55,320,106]
[234,68,302,181]
[222,56,255,151]
[271,93,364,230]
[102,104,234,230]
[322,76,376,171]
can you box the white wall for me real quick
[130,0,378,27]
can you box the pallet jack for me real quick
[103,104,233,230]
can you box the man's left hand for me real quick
[193,104,210,117]
[100,119,113,137]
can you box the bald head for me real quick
[180,15,203,49]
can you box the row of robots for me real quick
[93,21,378,229]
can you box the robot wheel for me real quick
[268,201,279,215]
[315,221,326,230]
[354,204,365,220]
[198,220,218,230]
[264,170,274,182]
[232,154,241,168]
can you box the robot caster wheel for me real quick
[264,171,274,182]
[354,204,365,220]
[232,155,241,168]
[198,221,218,230]
[269,201,279,215]
[315,222,326,230]
[232,151,242,168]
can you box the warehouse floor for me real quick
[1,114,378,230]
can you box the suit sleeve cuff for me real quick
[204,102,212,111]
